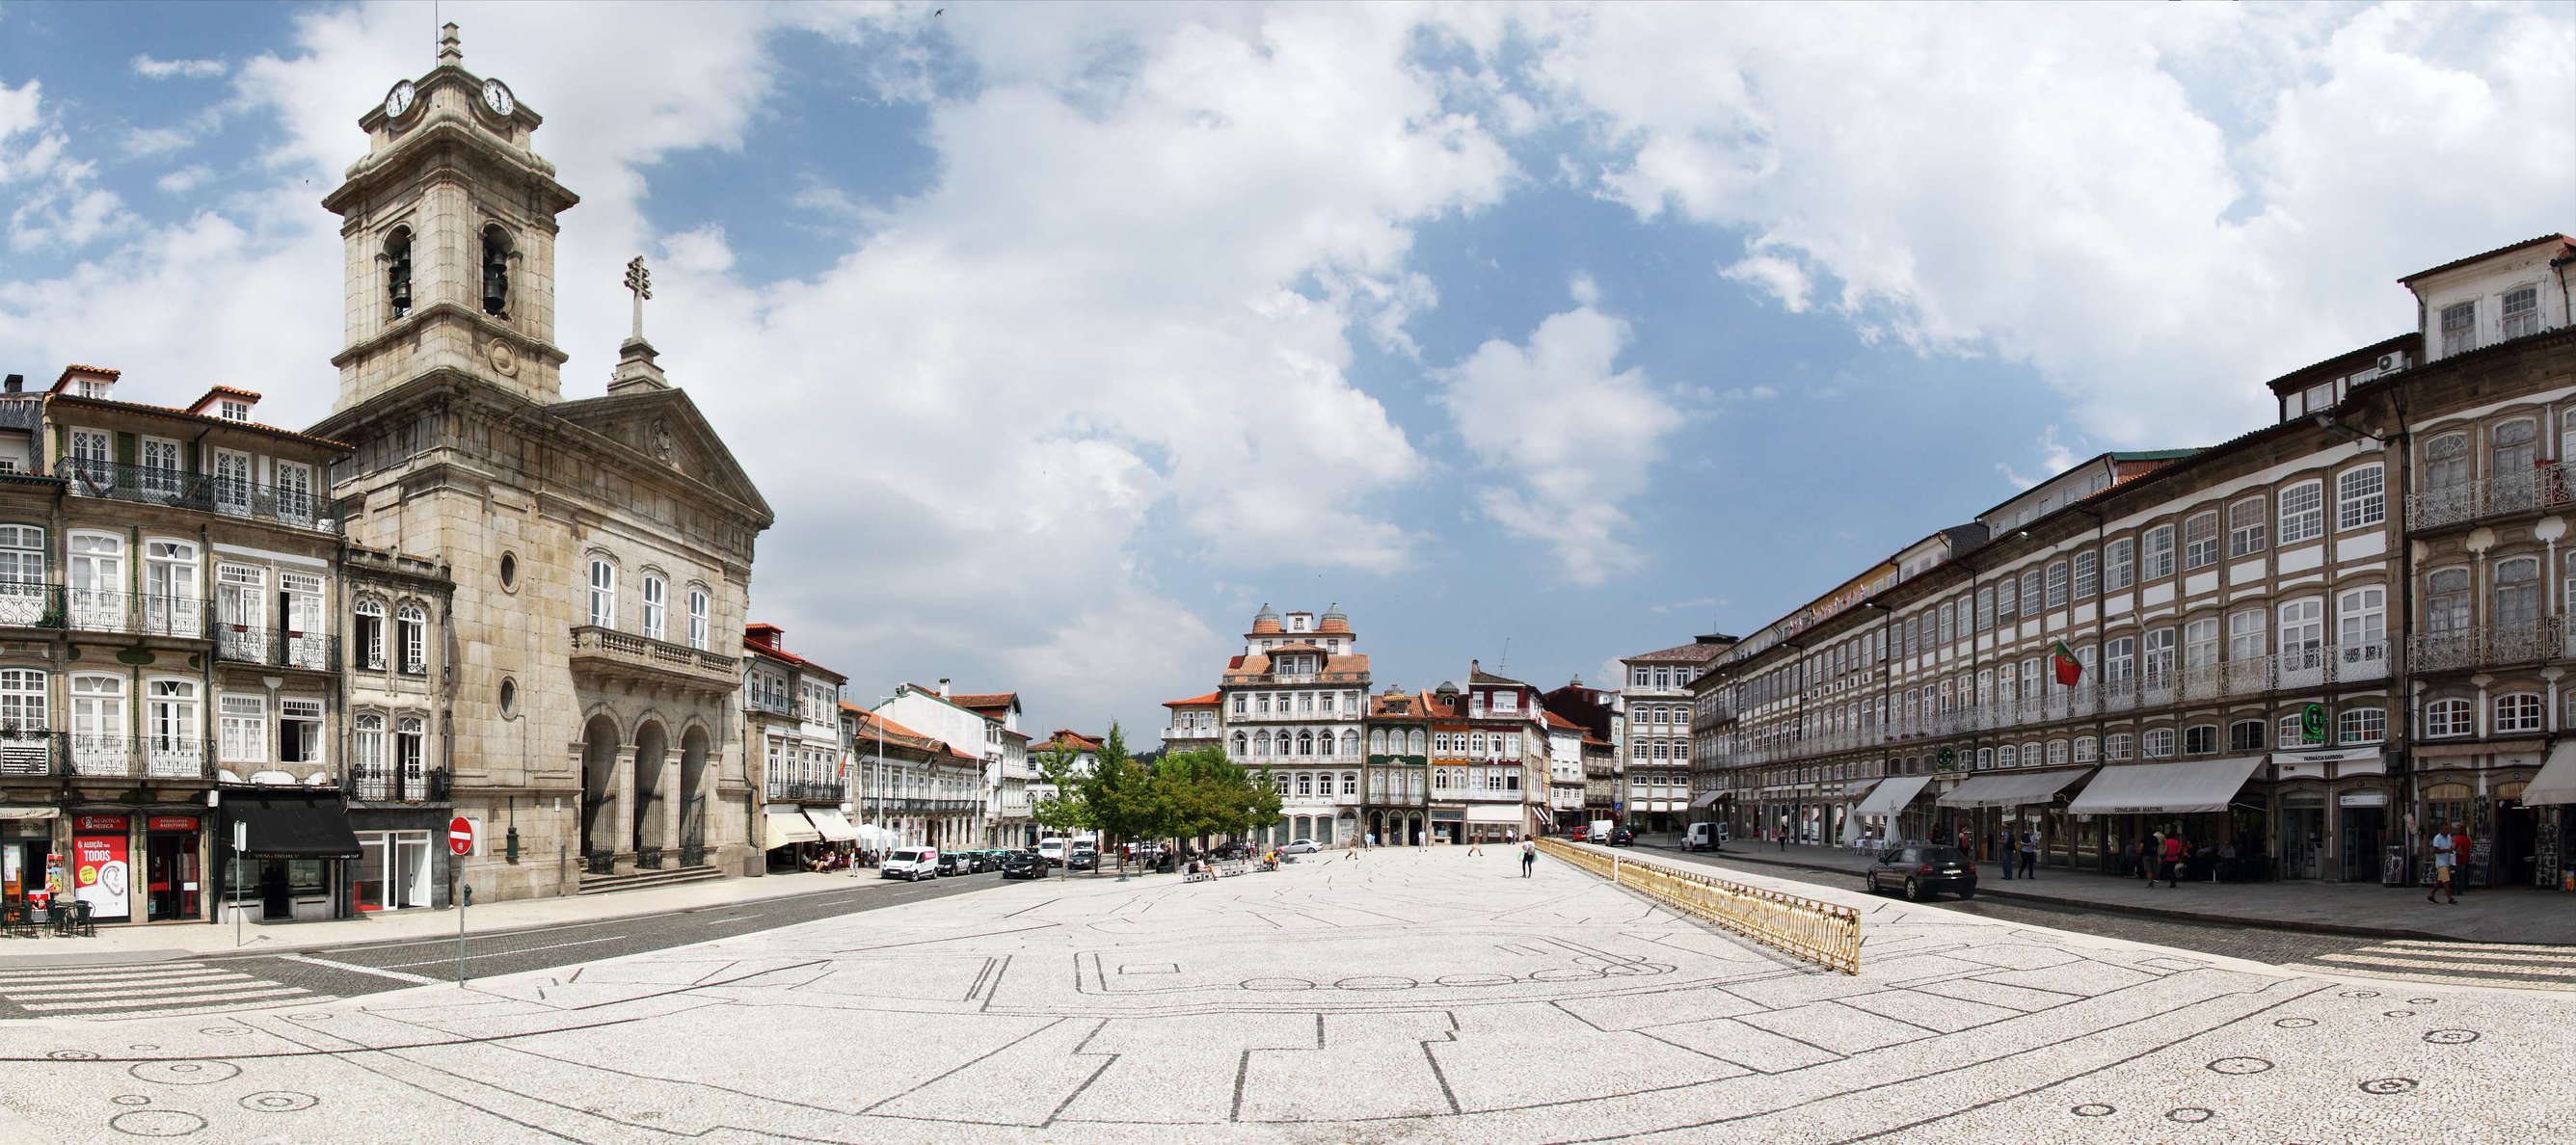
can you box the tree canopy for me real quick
[1033,725,1278,858]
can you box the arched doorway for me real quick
[580,714,622,862]
[679,726,711,862]
[631,721,670,856]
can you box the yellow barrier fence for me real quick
[1535,839,1861,974]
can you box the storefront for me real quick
[2526,741,2575,890]
[2268,747,2391,882]
[139,813,204,922]
[2065,757,2267,881]
[68,812,137,923]
[1852,775,1933,848]
[760,806,820,871]
[1,808,55,911]
[348,800,450,912]
[218,793,362,923]
[1935,768,2092,865]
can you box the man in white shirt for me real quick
[2427,825,2458,905]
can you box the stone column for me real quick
[663,779,685,858]
[614,747,637,869]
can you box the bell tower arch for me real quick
[324,22,579,412]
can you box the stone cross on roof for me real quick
[437,21,462,66]
[625,255,653,341]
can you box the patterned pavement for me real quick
[0,847,2565,1143]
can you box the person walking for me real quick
[2018,827,2039,881]
[2000,829,2020,880]
[1467,835,1483,857]
[2428,823,2459,904]
[1519,838,1537,878]
[2142,833,2163,888]
[2160,832,2187,889]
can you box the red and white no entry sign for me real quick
[448,815,475,856]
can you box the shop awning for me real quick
[2066,757,2264,815]
[1937,768,2092,810]
[1841,779,1881,800]
[2525,741,2576,806]
[1854,775,1933,818]
[803,809,859,842]
[762,809,821,850]
[227,796,362,859]
[1690,789,1725,809]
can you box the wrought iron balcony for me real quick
[62,590,213,638]
[746,693,795,716]
[2406,465,2569,532]
[213,625,338,671]
[570,625,738,692]
[62,735,209,781]
[0,731,57,776]
[0,583,62,629]
[764,779,845,804]
[349,763,448,803]
[56,460,337,533]
[2408,620,2563,674]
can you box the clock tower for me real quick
[322,22,577,412]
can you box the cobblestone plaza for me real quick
[2,848,2567,1143]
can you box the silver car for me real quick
[1278,839,1320,855]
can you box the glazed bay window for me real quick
[2439,301,2476,357]
[2338,706,2386,745]
[2143,525,2175,580]
[2495,692,2543,734]
[2426,698,2472,737]
[354,600,387,669]
[2143,729,2174,758]
[280,699,323,764]
[218,694,265,764]
[2182,513,2218,571]
[2228,496,2267,557]
[2336,465,2385,530]
[2277,481,2324,545]
[2501,286,2539,340]
[2106,539,2134,591]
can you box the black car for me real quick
[1066,848,1100,871]
[1607,828,1636,847]
[1865,843,1977,901]
[934,852,971,877]
[1000,851,1046,879]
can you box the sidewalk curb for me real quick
[1650,845,2460,944]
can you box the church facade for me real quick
[306,26,774,902]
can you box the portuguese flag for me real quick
[2052,641,2082,686]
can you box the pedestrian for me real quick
[2001,830,2020,880]
[1519,838,1537,878]
[2160,832,2186,889]
[1467,835,1483,857]
[2428,822,2459,904]
[2018,827,2038,881]
[2142,833,2162,888]
[2448,820,2471,899]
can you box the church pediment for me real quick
[550,388,772,524]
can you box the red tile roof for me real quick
[48,364,120,393]
[47,392,354,451]
[1163,692,1221,707]
[842,703,981,762]
[1038,730,1104,752]
[743,623,843,679]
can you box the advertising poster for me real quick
[72,816,130,919]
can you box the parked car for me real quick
[1608,828,1635,847]
[1865,843,1977,901]
[1037,839,1067,867]
[964,850,999,873]
[1067,848,1100,871]
[1569,827,1589,842]
[934,852,972,876]
[1683,823,1721,852]
[1279,839,1320,855]
[1000,851,1046,879]
[881,847,939,882]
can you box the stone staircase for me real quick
[577,865,724,895]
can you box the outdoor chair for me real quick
[0,900,34,938]
[54,900,94,938]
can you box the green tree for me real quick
[1078,725,1170,870]
[1030,742,1094,880]
[1151,747,1280,852]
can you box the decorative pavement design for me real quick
[0,849,2566,1143]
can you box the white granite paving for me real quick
[0,847,2565,1143]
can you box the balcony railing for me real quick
[350,764,448,803]
[2409,620,2563,674]
[0,731,57,776]
[213,625,337,671]
[746,693,794,716]
[0,583,62,628]
[63,591,212,637]
[765,779,845,803]
[2407,465,2569,531]
[62,735,209,781]
[570,625,738,690]
[57,460,336,533]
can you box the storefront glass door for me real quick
[2339,805,2386,882]
[2279,803,2326,879]
[358,831,436,912]
[145,831,199,920]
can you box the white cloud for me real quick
[1520,3,2576,447]
[1438,284,1679,585]
[123,125,196,156]
[0,79,128,251]
[1996,426,2087,491]
[154,165,212,195]
[133,55,228,80]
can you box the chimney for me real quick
[1470,659,1480,676]
[2,375,20,394]
[938,679,952,698]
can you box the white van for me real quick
[1036,838,1066,866]
[1683,823,1721,852]
[881,847,939,882]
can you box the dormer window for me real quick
[2502,286,2539,340]
[2439,301,2476,357]
[218,400,252,422]
[75,379,109,399]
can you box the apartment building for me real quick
[1218,604,1369,847]
[875,680,1010,846]
[1362,687,1432,845]
[744,625,852,870]
[1620,636,1731,832]
[1692,232,2576,890]
[841,704,984,851]
[953,693,1026,845]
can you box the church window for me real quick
[386,227,414,318]
[480,226,512,316]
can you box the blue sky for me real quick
[2,2,2569,738]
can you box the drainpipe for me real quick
[2391,377,2421,870]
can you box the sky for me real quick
[1,1,2569,743]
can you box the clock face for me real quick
[384,80,416,119]
[481,79,514,117]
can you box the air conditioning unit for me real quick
[2377,353,2403,373]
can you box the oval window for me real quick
[498,678,518,716]
[498,552,519,590]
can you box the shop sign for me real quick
[2339,790,2387,808]
[73,814,129,834]
[71,831,129,919]
[147,815,199,833]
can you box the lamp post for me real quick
[872,695,894,851]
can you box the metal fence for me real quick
[1536,838,1860,974]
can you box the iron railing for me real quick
[635,844,663,870]
[584,848,617,875]
[57,459,336,532]
[0,583,63,628]
[0,731,56,776]
[2407,464,2569,531]
[213,625,337,671]
[62,735,209,780]
[62,590,211,637]
[349,764,447,803]
[1539,839,1860,974]
[2409,620,2563,674]
[679,840,707,867]
[764,779,845,803]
